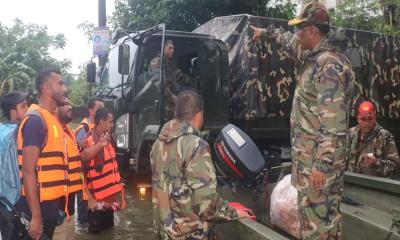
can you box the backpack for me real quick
[0,110,47,206]
[0,123,20,206]
[0,195,27,240]
[0,122,26,240]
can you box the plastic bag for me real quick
[270,174,301,239]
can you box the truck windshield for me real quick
[98,40,138,90]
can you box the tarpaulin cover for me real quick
[194,15,400,121]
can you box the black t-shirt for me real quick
[17,115,61,220]
[21,115,45,148]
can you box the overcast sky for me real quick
[0,0,115,74]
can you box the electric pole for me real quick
[98,0,107,67]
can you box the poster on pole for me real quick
[93,27,110,56]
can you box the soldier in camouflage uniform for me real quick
[150,90,247,240]
[162,40,190,121]
[252,2,354,239]
[348,101,400,178]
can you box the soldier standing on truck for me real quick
[160,40,190,120]
[252,2,354,239]
[348,101,400,178]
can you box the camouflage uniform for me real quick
[261,21,355,240]
[163,58,190,121]
[348,123,400,177]
[150,120,238,240]
[137,68,160,91]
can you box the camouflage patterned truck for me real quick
[194,14,400,160]
[90,14,400,239]
[92,14,399,176]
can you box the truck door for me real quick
[130,24,166,172]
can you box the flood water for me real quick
[75,172,154,240]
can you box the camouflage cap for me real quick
[288,1,330,27]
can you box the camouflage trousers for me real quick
[298,188,343,240]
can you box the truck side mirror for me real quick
[87,62,96,83]
[118,44,130,75]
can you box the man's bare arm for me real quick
[80,134,110,161]
[80,142,104,161]
[22,146,43,239]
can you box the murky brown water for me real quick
[75,173,154,240]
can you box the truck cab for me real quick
[93,25,230,172]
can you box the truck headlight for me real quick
[115,113,129,149]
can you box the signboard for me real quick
[93,27,110,56]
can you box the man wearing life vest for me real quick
[16,69,67,240]
[52,97,85,240]
[73,97,104,224]
[74,98,104,146]
[83,107,124,234]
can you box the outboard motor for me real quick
[214,124,266,189]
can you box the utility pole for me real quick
[98,0,106,27]
[98,0,107,67]
[88,0,107,97]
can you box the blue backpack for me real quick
[0,123,21,206]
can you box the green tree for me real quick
[0,19,72,94]
[109,0,296,32]
[77,20,96,43]
[68,65,91,107]
[332,0,400,35]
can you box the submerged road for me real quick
[75,172,154,240]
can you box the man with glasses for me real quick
[251,2,354,239]
[348,101,399,178]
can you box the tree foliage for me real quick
[77,20,97,43]
[110,0,296,32]
[332,0,400,35]
[0,19,71,94]
[68,66,90,107]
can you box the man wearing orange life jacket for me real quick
[83,107,124,234]
[16,69,67,240]
[74,98,104,146]
[52,97,85,240]
[73,97,104,224]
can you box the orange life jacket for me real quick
[85,133,123,201]
[64,125,84,194]
[73,118,94,139]
[17,104,69,201]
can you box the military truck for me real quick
[91,23,235,173]
[91,15,399,176]
[89,14,400,239]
